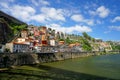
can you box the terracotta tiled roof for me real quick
[13,42,30,45]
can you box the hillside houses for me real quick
[0,11,114,53]
[5,26,57,53]
[3,25,113,53]
[1,25,113,53]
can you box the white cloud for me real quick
[112,16,120,22]
[40,7,66,21]
[9,5,36,22]
[73,25,92,33]
[89,6,110,18]
[104,26,120,33]
[109,26,120,31]
[0,0,95,26]
[86,20,94,25]
[46,23,92,33]
[71,14,84,22]
[31,0,50,6]
[71,14,94,26]
[0,1,66,23]
[0,2,9,8]
[30,7,66,23]
[30,14,46,22]
[97,6,110,18]
[0,0,14,8]
[0,1,36,22]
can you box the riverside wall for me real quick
[0,52,111,68]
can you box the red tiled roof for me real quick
[13,42,29,45]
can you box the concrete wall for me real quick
[0,52,98,68]
[0,45,5,52]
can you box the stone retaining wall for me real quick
[0,52,106,68]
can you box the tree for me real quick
[5,48,10,52]
[81,37,92,51]
[115,45,120,50]
[11,24,27,34]
[59,38,64,41]
[65,37,71,44]
[82,32,91,40]
[91,38,95,42]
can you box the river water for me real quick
[1,54,120,80]
[41,54,120,79]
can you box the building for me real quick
[39,26,47,40]
[5,37,31,53]
[34,27,40,36]
[6,42,30,53]
[0,44,5,53]
[15,38,26,43]
[21,30,28,38]
[58,41,65,45]
[28,38,34,50]
[50,39,55,46]
[56,32,61,40]
[39,26,48,46]
[100,42,112,51]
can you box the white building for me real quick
[16,38,26,42]
[0,44,5,53]
[6,42,30,53]
[50,39,55,46]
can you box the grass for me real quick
[0,66,46,80]
[14,65,46,72]
[0,64,114,80]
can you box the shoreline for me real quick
[0,51,119,68]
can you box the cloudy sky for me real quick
[0,0,120,41]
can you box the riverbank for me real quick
[1,54,120,80]
[0,52,94,68]
[0,51,119,68]
[0,64,114,80]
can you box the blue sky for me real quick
[0,0,120,41]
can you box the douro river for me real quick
[0,54,120,80]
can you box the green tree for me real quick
[81,37,92,51]
[82,32,91,40]
[65,37,71,44]
[115,45,120,50]
[91,38,95,42]
[5,48,10,52]
[11,24,27,34]
[59,38,64,41]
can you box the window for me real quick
[14,45,16,48]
